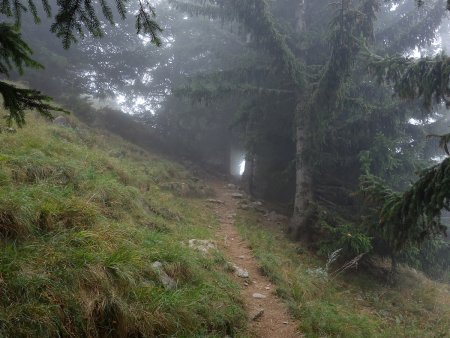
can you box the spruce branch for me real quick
[0,0,163,49]
[0,81,69,127]
[366,51,450,109]
[0,23,43,76]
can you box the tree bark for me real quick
[289,100,314,240]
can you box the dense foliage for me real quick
[164,0,450,278]
[8,0,450,280]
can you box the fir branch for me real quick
[305,0,378,143]
[377,0,445,53]
[361,161,449,252]
[367,51,450,109]
[136,0,162,46]
[41,0,51,17]
[427,133,450,155]
[0,0,163,49]
[0,23,43,76]
[175,82,293,103]
[27,0,40,23]
[0,81,69,127]
[169,0,305,87]
[100,0,114,25]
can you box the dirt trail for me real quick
[209,181,301,338]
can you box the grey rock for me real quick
[252,293,267,299]
[188,239,216,253]
[206,199,225,204]
[266,211,288,223]
[231,193,244,199]
[251,308,265,321]
[1,127,16,133]
[249,202,266,213]
[152,261,163,269]
[53,116,71,127]
[231,264,249,278]
[151,261,177,290]
[227,183,237,189]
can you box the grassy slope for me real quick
[0,114,246,337]
[235,211,450,338]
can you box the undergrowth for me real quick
[235,211,450,338]
[0,114,246,337]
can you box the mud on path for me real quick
[209,181,301,338]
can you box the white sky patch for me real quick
[408,118,421,125]
[239,160,246,175]
[116,94,126,104]
[390,3,399,11]
[138,34,152,45]
[142,72,153,84]
[432,155,447,163]
[408,117,437,125]
[409,46,421,58]
[135,96,146,105]
[124,79,136,85]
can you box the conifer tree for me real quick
[0,0,162,126]
[169,0,450,264]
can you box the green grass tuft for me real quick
[235,211,450,338]
[0,114,246,337]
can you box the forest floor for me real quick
[209,181,301,337]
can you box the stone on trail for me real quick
[206,199,225,204]
[252,293,267,299]
[151,261,177,290]
[250,308,265,321]
[230,263,249,278]
[188,239,216,253]
[266,211,288,223]
[227,183,237,189]
[231,193,244,199]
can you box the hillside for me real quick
[1,114,450,337]
[0,114,245,337]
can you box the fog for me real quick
[6,0,450,292]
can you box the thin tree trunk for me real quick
[289,2,313,240]
[289,101,314,240]
[241,154,255,196]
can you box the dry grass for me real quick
[0,113,246,337]
[235,210,450,337]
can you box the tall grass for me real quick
[235,211,450,338]
[0,114,246,337]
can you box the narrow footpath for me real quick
[209,181,301,338]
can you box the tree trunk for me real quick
[289,100,314,240]
[241,154,255,196]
